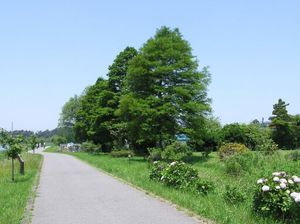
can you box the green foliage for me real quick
[190,116,222,157]
[74,47,137,151]
[225,158,243,176]
[119,26,211,153]
[80,141,101,153]
[59,95,81,128]
[256,138,278,155]
[218,142,249,160]
[74,78,114,151]
[254,172,300,221]
[221,123,270,150]
[192,179,215,195]
[161,141,192,161]
[224,152,264,176]
[147,147,162,162]
[107,46,138,93]
[160,161,198,189]
[223,185,246,204]
[269,99,295,149]
[110,149,133,157]
[149,161,168,181]
[288,150,300,161]
[28,135,37,150]
[51,135,67,145]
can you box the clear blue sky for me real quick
[0,0,299,131]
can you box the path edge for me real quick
[67,153,214,224]
[21,154,44,224]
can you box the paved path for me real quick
[31,152,203,224]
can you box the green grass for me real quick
[0,152,43,224]
[43,145,60,153]
[67,150,300,224]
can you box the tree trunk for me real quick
[12,158,14,181]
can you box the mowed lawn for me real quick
[0,152,43,224]
[54,148,300,224]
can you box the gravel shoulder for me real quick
[31,152,204,224]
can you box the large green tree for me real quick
[74,78,114,151]
[73,47,137,150]
[269,99,294,149]
[118,27,211,153]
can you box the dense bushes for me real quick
[224,152,263,176]
[150,161,214,194]
[81,141,101,153]
[218,142,249,160]
[110,149,134,157]
[254,171,300,220]
[221,123,271,150]
[161,142,192,161]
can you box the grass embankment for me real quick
[43,145,60,153]
[63,150,299,224]
[0,152,43,224]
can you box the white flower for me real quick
[290,192,300,199]
[170,161,177,166]
[286,190,290,194]
[279,178,287,184]
[295,196,300,203]
[288,179,294,184]
[273,177,280,182]
[153,161,158,164]
[262,185,270,192]
[280,182,287,189]
[275,186,280,190]
[293,177,300,183]
[257,178,265,184]
[292,175,298,179]
[272,172,281,177]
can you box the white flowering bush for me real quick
[254,171,300,220]
[160,161,198,189]
[149,161,168,181]
[149,161,215,195]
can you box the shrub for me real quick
[147,147,162,162]
[254,171,300,220]
[161,141,192,161]
[223,185,246,204]
[81,141,101,153]
[110,149,134,157]
[288,150,300,161]
[192,179,215,195]
[149,161,168,181]
[221,123,271,150]
[225,159,243,176]
[256,138,278,155]
[224,152,264,176]
[161,161,198,189]
[218,142,249,160]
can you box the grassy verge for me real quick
[0,152,43,224]
[43,145,60,153]
[67,151,299,224]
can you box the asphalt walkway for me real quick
[31,152,203,224]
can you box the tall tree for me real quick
[269,99,294,149]
[108,47,138,93]
[118,27,211,153]
[74,78,115,151]
[73,47,137,150]
[59,95,81,128]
